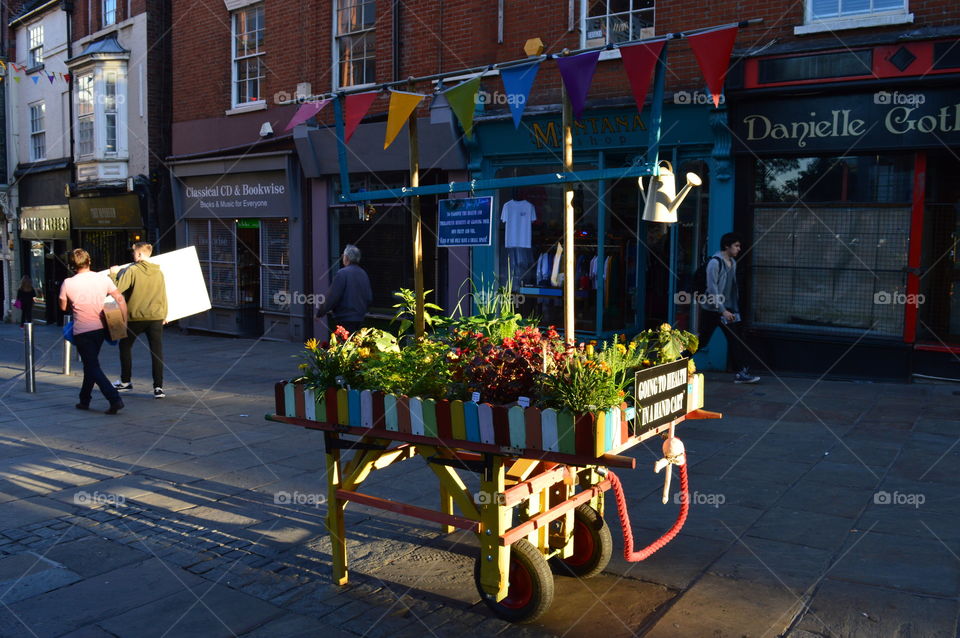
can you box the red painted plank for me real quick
[524,407,542,450]
[492,405,510,446]
[501,480,612,546]
[397,395,411,434]
[371,391,386,430]
[336,489,479,532]
[574,413,596,457]
[274,381,286,416]
[294,383,305,419]
[435,400,453,440]
[325,388,339,424]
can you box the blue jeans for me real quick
[73,329,121,406]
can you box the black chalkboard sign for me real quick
[634,358,688,433]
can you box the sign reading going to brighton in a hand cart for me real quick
[635,359,689,434]
[437,196,493,247]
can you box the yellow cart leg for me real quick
[324,433,348,586]
[478,456,510,602]
[440,484,455,534]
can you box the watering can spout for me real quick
[639,162,702,223]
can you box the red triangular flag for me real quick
[687,26,738,107]
[343,92,378,143]
[64,73,71,82]
[620,40,665,114]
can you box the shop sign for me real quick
[182,172,290,216]
[635,359,688,433]
[733,88,960,152]
[437,196,493,247]
[236,219,261,229]
[19,206,70,239]
[69,195,142,229]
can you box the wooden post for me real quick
[408,93,426,338]
[561,81,575,346]
[478,456,510,601]
[324,433,348,585]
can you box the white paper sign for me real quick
[104,246,211,322]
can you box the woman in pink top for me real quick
[59,249,128,414]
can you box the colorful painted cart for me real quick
[267,369,719,622]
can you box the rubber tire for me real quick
[550,504,613,579]
[475,538,554,623]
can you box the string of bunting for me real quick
[285,24,739,149]
[0,61,72,84]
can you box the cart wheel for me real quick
[550,505,612,579]
[475,538,554,623]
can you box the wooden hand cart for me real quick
[268,380,719,622]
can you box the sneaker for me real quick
[105,400,124,415]
[734,368,760,384]
[154,387,165,399]
[75,403,90,411]
[113,380,133,391]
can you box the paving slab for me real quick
[0,552,82,604]
[238,612,352,637]
[706,536,832,595]
[746,507,856,551]
[0,497,72,530]
[791,578,958,638]
[41,536,150,578]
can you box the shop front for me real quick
[18,205,70,324]
[69,194,145,272]
[294,117,468,333]
[470,104,720,342]
[731,86,960,380]
[171,152,305,341]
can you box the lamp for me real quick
[430,87,453,125]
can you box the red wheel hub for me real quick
[563,518,595,567]
[500,556,534,609]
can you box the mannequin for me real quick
[501,188,536,287]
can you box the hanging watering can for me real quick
[638,161,702,223]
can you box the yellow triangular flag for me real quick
[384,90,426,150]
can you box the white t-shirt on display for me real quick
[501,199,536,248]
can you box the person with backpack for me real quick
[696,233,760,384]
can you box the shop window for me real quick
[808,0,906,21]
[104,72,118,153]
[582,0,654,47]
[750,155,913,337]
[232,4,265,107]
[103,0,117,26]
[334,0,376,88]
[28,25,43,68]
[188,219,238,308]
[29,102,45,161]
[261,220,290,312]
[76,75,95,157]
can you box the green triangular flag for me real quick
[443,77,481,139]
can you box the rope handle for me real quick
[607,454,690,562]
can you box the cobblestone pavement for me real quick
[0,322,957,637]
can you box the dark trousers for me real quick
[73,329,121,406]
[699,310,750,372]
[119,320,164,388]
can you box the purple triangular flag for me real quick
[284,99,330,131]
[556,50,600,120]
[47,73,55,84]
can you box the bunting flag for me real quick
[686,25,738,107]
[384,90,425,149]
[47,73,55,84]
[13,76,20,84]
[0,61,6,71]
[620,40,665,114]
[500,62,540,129]
[343,91,378,143]
[556,50,600,120]
[31,76,39,84]
[64,73,71,82]
[443,77,480,139]
[284,99,330,131]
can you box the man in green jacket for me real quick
[109,242,168,398]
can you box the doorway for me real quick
[919,152,960,345]
[236,224,262,337]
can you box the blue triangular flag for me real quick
[31,75,39,84]
[500,62,540,129]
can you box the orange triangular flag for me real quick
[384,90,425,149]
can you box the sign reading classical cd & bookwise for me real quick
[182,172,290,215]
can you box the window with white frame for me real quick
[28,25,43,67]
[76,74,95,156]
[104,72,118,153]
[103,0,117,26]
[29,102,45,161]
[335,0,376,88]
[582,0,654,47]
[808,0,907,22]
[232,4,265,107]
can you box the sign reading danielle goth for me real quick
[437,196,493,247]
[635,359,689,433]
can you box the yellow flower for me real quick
[305,338,319,351]
[359,347,371,358]
[586,344,595,356]
[660,323,672,332]
[628,341,637,351]
[298,363,309,371]
[616,344,626,354]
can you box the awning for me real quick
[293,117,467,178]
[69,194,143,229]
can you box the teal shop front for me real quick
[469,104,731,368]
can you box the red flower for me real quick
[334,325,350,341]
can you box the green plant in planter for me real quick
[298,326,398,392]
[536,351,625,414]
[360,337,453,398]
[447,278,538,343]
[391,288,446,338]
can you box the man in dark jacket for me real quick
[109,242,168,398]
[316,244,372,335]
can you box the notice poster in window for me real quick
[102,246,212,322]
[437,196,493,247]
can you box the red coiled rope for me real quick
[608,461,689,562]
